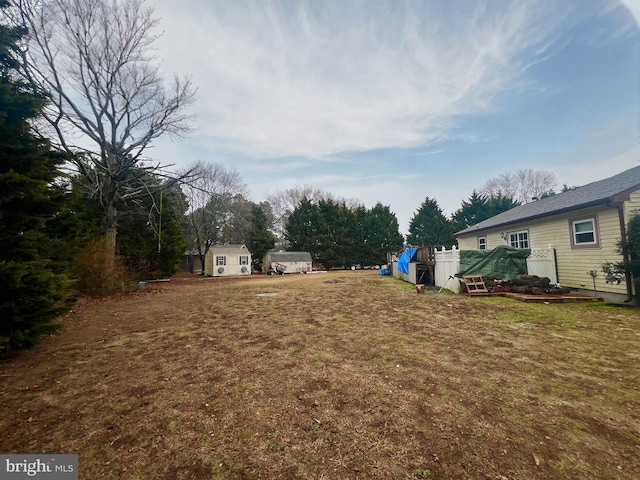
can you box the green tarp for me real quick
[458,245,530,281]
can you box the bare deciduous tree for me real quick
[180,163,247,273]
[480,169,557,204]
[11,0,196,251]
[266,185,361,247]
[266,185,331,247]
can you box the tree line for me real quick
[285,198,404,269]
[407,192,520,248]
[0,0,573,356]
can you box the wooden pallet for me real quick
[463,275,488,295]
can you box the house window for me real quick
[239,255,249,265]
[509,230,529,249]
[216,255,226,266]
[570,217,599,248]
[478,237,487,250]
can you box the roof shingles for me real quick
[456,165,640,236]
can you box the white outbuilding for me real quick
[263,251,313,274]
[204,244,252,277]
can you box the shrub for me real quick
[74,238,133,296]
[602,214,640,306]
[0,261,70,355]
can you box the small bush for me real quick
[602,213,640,306]
[74,238,133,296]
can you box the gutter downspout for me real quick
[616,204,633,303]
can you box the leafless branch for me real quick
[9,0,196,248]
[480,169,557,204]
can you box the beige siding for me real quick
[457,236,476,250]
[457,205,626,295]
[457,232,505,250]
[485,232,506,249]
[537,208,624,295]
[205,248,252,277]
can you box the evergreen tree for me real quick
[0,6,70,354]
[286,198,404,269]
[365,203,405,263]
[286,198,328,266]
[247,205,276,270]
[117,181,188,279]
[407,197,454,247]
[486,194,519,218]
[152,187,188,277]
[350,204,370,266]
[317,199,354,268]
[451,191,518,233]
[44,183,104,271]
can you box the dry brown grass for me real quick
[1,271,638,479]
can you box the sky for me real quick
[147,0,640,235]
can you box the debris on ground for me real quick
[461,274,571,295]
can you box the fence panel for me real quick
[526,245,557,284]
[435,246,461,293]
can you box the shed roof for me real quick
[456,165,640,236]
[267,251,312,263]
[207,244,250,255]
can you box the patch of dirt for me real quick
[0,271,639,479]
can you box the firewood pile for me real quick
[485,275,570,295]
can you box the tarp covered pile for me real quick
[457,245,530,281]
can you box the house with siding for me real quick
[204,244,252,277]
[455,165,640,303]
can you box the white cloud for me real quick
[145,0,638,233]
[414,149,446,157]
[152,0,575,160]
[620,0,640,24]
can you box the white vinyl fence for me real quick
[434,245,558,293]
[434,246,461,293]
[525,245,558,284]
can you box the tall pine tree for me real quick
[0,5,70,354]
[365,203,404,263]
[117,177,188,279]
[450,191,519,234]
[407,197,454,248]
[285,198,328,266]
[247,205,276,271]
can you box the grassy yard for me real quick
[0,271,638,479]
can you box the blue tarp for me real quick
[398,248,418,274]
